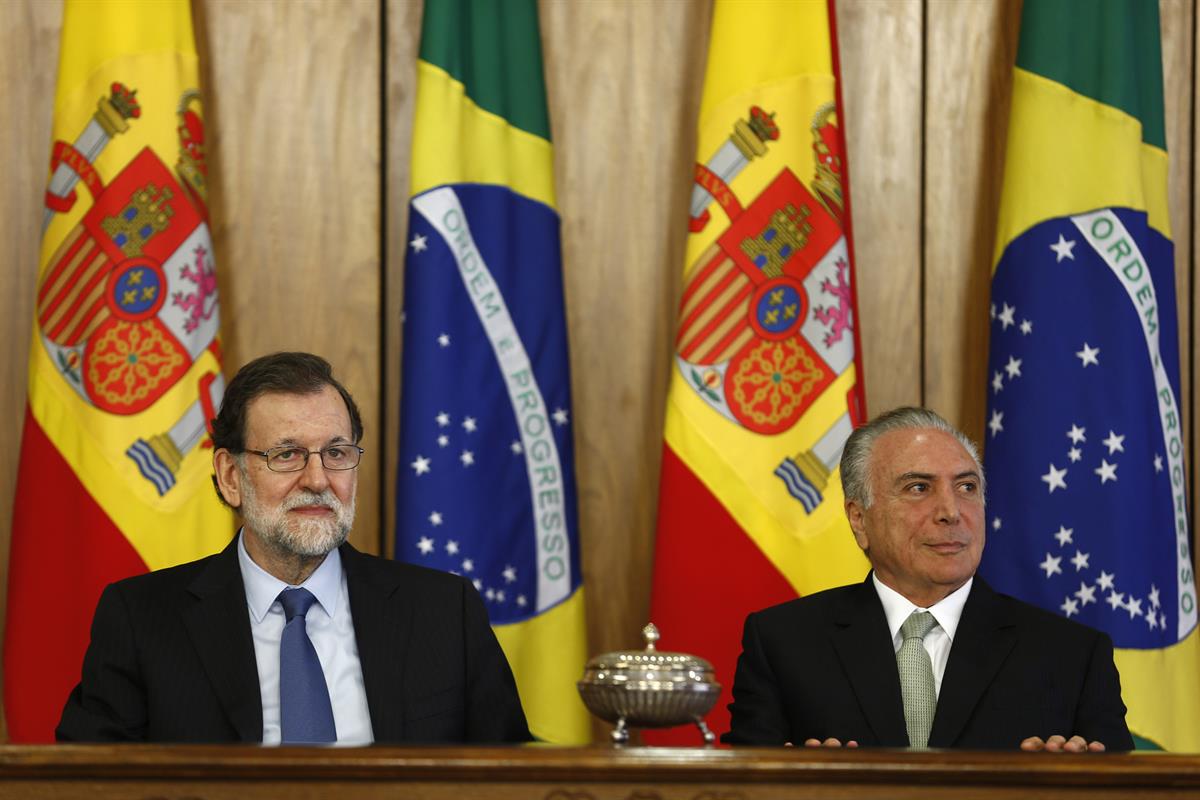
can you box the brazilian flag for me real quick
[395,0,590,743]
[979,0,1200,750]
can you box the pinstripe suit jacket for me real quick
[56,539,531,743]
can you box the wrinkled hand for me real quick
[1020,734,1106,753]
[798,738,859,748]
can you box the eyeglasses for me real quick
[244,444,364,472]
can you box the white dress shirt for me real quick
[872,573,973,699]
[237,531,374,744]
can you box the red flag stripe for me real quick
[4,408,148,742]
[645,443,800,744]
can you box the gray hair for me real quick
[839,406,984,509]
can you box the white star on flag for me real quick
[1041,463,1068,493]
[502,565,517,583]
[1102,430,1125,454]
[1094,459,1118,484]
[436,412,450,427]
[462,558,475,572]
[417,536,434,555]
[516,595,528,607]
[1039,552,1063,577]
[992,371,1004,393]
[988,410,1004,437]
[1154,454,1164,472]
[445,540,460,555]
[1067,447,1082,463]
[1075,342,1100,366]
[552,408,569,425]
[511,440,523,454]
[1070,550,1090,571]
[437,333,451,347]
[1126,597,1143,619]
[410,234,428,253]
[997,303,1016,330]
[411,455,431,475]
[460,450,475,466]
[1147,613,1159,630]
[1019,319,1033,335]
[437,435,449,447]
[1060,597,1079,618]
[463,417,477,432]
[429,511,443,526]
[992,517,1002,531]
[1004,356,1022,378]
[1106,591,1124,610]
[1075,582,1097,606]
[1097,571,1116,591]
[1053,526,1073,547]
[1149,585,1161,608]
[1067,424,1086,444]
[1050,234,1076,262]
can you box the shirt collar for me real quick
[872,572,973,644]
[237,529,343,623]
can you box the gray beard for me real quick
[239,477,355,558]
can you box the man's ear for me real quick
[845,499,870,552]
[213,449,243,508]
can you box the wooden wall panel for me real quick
[384,0,422,561]
[836,0,925,416]
[197,0,382,553]
[537,0,710,657]
[1162,0,1193,455]
[3,0,1200,745]
[922,0,1020,441]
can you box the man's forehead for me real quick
[244,387,352,441]
[873,427,976,476]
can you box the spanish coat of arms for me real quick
[39,83,223,497]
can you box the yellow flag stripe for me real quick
[994,67,1169,266]
[56,0,196,111]
[700,0,831,122]
[494,587,591,744]
[410,60,556,210]
[1115,629,1200,751]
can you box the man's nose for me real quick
[933,483,961,524]
[297,451,331,491]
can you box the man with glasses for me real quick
[57,352,531,744]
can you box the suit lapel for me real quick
[342,544,414,742]
[929,578,1017,747]
[180,538,263,742]
[831,579,909,746]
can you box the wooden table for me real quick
[3,744,1200,799]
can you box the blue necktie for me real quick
[278,588,336,744]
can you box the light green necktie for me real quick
[897,610,938,749]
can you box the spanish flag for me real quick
[5,0,231,742]
[650,0,869,742]
[979,0,1200,751]
[395,0,590,744]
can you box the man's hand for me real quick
[800,738,859,748]
[1020,734,1106,753]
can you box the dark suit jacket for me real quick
[723,576,1134,750]
[56,539,531,744]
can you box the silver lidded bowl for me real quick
[577,623,720,745]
